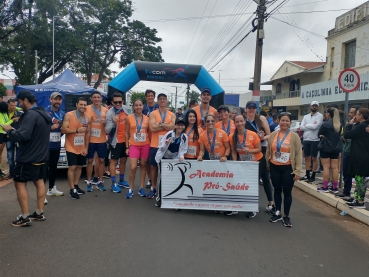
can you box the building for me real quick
[224,91,271,110]
[262,1,369,120]
[0,77,16,101]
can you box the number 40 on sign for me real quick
[338,68,360,93]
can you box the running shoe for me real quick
[138,188,147,197]
[343,196,354,202]
[155,200,161,207]
[103,172,111,179]
[329,187,338,194]
[246,212,256,218]
[29,211,46,221]
[86,182,93,192]
[300,175,308,181]
[44,198,48,205]
[266,204,276,215]
[224,211,238,216]
[11,215,31,227]
[146,180,152,189]
[46,186,64,196]
[147,188,157,199]
[215,211,223,214]
[118,180,130,189]
[97,181,106,191]
[126,190,134,199]
[270,211,282,223]
[110,184,121,193]
[69,189,80,199]
[307,177,315,183]
[92,177,99,185]
[347,199,366,209]
[335,192,350,198]
[317,187,329,192]
[75,186,85,195]
[283,216,292,227]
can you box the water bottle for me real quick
[340,211,347,216]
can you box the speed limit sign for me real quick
[338,68,360,93]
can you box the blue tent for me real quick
[15,68,95,110]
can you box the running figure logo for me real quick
[164,161,193,197]
[163,66,189,82]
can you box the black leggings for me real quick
[270,163,294,216]
[259,146,273,202]
[45,149,60,189]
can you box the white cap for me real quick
[310,101,319,106]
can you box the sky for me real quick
[1,0,367,107]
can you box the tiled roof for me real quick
[289,61,326,70]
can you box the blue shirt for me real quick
[267,117,273,125]
[45,106,65,149]
[269,122,279,132]
[142,104,159,116]
[165,137,181,158]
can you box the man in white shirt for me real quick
[300,101,323,183]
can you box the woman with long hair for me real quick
[184,109,202,160]
[266,113,302,227]
[0,101,12,177]
[244,101,274,214]
[229,114,266,218]
[343,108,369,208]
[125,99,150,199]
[317,107,342,192]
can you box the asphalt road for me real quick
[0,168,369,277]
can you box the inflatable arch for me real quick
[108,61,224,107]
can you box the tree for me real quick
[188,90,201,102]
[130,92,146,105]
[0,83,7,97]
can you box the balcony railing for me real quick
[260,90,300,102]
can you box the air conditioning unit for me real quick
[284,77,291,83]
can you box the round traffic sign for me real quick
[338,68,360,93]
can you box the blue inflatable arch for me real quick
[108,61,224,107]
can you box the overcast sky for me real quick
[118,0,366,105]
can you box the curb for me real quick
[295,180,369,226]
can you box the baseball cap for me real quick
[217,105,229,113]
[175,117,185,125]
[50,92,62,99]
[201,88,211,94]
[157,93,167,99]
[311,101,319,106]
[246,101,257,109]
[15,89,36,101]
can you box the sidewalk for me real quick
[296,169,369,226]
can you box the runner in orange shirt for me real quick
[197,114,230,162]
[184,109,202,159]
[62,97,92,200]
[193,88,218,130]
[215,105,235,135]
[85,91,108,192]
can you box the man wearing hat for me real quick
[193,88,218,130]
[215,105,235,135]
[2,89,52,227]
[44,92,65,199]
[300,100,323,183]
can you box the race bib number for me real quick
[163,150,177,159]
[209,153,221,160]
[186,146,196,156]
[273,152,290,164]
[74,135,85,146]
[50,132,61,142]
[91,128,101,138]
[158,135,164,144]
[134,133,146,142]
[239,153,255,161]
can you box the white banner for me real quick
[160,160,259,212]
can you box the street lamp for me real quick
[210,70,222,85]
[53,16,62,79]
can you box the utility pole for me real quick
[218,70,222,85]
[186,84,190,107]
[35,50,39,84]
[172,85,181,109]
[252,0,266,110]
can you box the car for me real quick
[290,120,301,133]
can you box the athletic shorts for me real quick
[149,147,159,166]
[87,142,107,159]
[14,163,47,182]
[0,133,7,144]
[66,151,86,166]
[129,144,150,159]
[109,143,127,160]
[303,140,319,157]
[320,150,340,159]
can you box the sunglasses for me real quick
[113,101,123,104]
[279,112,291,115]
[206,120,215,123]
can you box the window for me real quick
[344,40,356,68]
[276,83,282,94]
[289,80,297,91]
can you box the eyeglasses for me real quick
[206,120,215,123]
[113,101,123,104]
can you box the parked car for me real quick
[290,120,301,133]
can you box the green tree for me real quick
[186,90,200,104]
[130,92,146,105]
[0,83,7,97]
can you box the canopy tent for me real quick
[15,69,95,110]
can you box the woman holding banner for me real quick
[229,114,274,218]
[197,114,230,162]
[266,113,302,227]
[184,110,202,160]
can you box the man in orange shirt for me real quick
[85,91,108,192]
[148,93,175,199]
[62,97,92,200]
[193,88,218,129]
[105,92,130,193]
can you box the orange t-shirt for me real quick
[270,131,292,166]
[116,111,128,143]
[215,120,236,135]
[198,128,229,159]
[127,114,150,146]
[150,109,175,148]
[85,105,108,143]
[229,130,262,161]
[193,105,217,127]
[65,111,89,154]
[184,126,203,159]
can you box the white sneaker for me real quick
[46,186,64,196]
[44,198,48,205]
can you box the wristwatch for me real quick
[159,122,163,127]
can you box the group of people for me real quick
[298,101,369,209]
